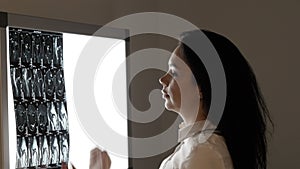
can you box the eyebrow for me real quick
[168,63,178,68]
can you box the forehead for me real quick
[168,46,185,67]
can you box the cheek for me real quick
[169,80,181,102]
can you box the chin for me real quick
[164,102,179,113]
[164,102,172,110]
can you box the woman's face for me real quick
[159,46,201,116]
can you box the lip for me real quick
[162,94,170,99]
[161,90,170,99]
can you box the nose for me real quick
[159,72,171,87]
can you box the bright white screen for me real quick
[63,33,128,169]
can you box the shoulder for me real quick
[185,132,227,153]
[181,133,233,169]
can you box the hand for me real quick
[61,162,76,169]
[89,148,111,169]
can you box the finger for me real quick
[61,162,68,169]
[90,147,102,154]
[91,147,103,162]
[101,151,111,169]
[90,148,103,169]
[71,163,77,169]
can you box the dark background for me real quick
[0,0,299,168]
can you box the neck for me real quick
[179,100,207,125]
[181,111,206,125]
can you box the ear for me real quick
[191,76,197,85]
[199,91,203,99]
[191,76,203,99]
[195,84,203,99]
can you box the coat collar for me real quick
[178,120,217,142]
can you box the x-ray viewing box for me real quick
[0,12,130,169]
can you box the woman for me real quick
[89,30,273,169]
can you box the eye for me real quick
[169,69,177,77]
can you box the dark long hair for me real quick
[179,30,273,169]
